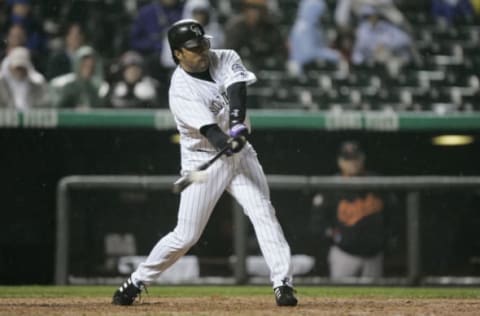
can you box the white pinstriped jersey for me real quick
[168,49,256,169]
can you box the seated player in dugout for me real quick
[112,19,298,307]
[309,141,400,280]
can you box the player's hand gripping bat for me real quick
[171,144,231,194]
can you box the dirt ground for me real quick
[1,296,480,316]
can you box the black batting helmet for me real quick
[168,19,211,64]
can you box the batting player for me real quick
[112,19,298,307]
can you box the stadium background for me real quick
[1,0,480,285]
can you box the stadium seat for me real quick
[248,0,480,112]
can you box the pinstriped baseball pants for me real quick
[132,146,293,288]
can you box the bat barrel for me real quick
[172,175,191,194]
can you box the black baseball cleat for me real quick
[274,285,298,306]
[112,277,145,305]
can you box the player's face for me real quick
[338,157,365,177]
[176,38,211,73]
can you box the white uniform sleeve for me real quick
[334,0,352,29]
[170,92,217,130]
[222,50,257,89]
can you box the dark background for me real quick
[1,128,480,284]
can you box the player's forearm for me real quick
[200,124,230,150]
[226,82,246,126]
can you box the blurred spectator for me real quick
[351,6,416,70]
[183,0,224,48]
[45,23,86,80]
[105,51,163,108]
[161,0,225,68]
[218,0,280,17]
[4,0,47,56]
[1,23,27,62]
[224,0,286,70]
[287,0,342,77]
[335,0,410,32]
[0,47,50,109]
[309,141,398,279]
[331,27,355,63]
[129,0,184,56]
[431,0,475,24]
[50,46,107,109]
[59,1,131,59]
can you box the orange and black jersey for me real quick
[310,174,399,257]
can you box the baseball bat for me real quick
[172,145,231,194]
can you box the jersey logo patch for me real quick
[232,63,246,73]
[209,97,224,115]
[232,63,247,78]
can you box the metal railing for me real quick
[55,175,480,285]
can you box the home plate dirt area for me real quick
[1,296,480,316]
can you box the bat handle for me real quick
[198,145,231,170]
[171,144,231,194]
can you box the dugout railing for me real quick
[55,175,480,286]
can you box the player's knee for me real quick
[171,230,201,249]
[181,234,200,248]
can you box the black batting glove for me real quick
[226,123,248,155]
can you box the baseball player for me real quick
[310,141,398,279]
[112,19,297,307]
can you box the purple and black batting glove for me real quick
[226,123,248,155]
[229,123,248,139]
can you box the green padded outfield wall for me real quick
[2,109,480,131]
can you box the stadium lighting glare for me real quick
[432,135,474,146]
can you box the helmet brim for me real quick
[182,35,213,49]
